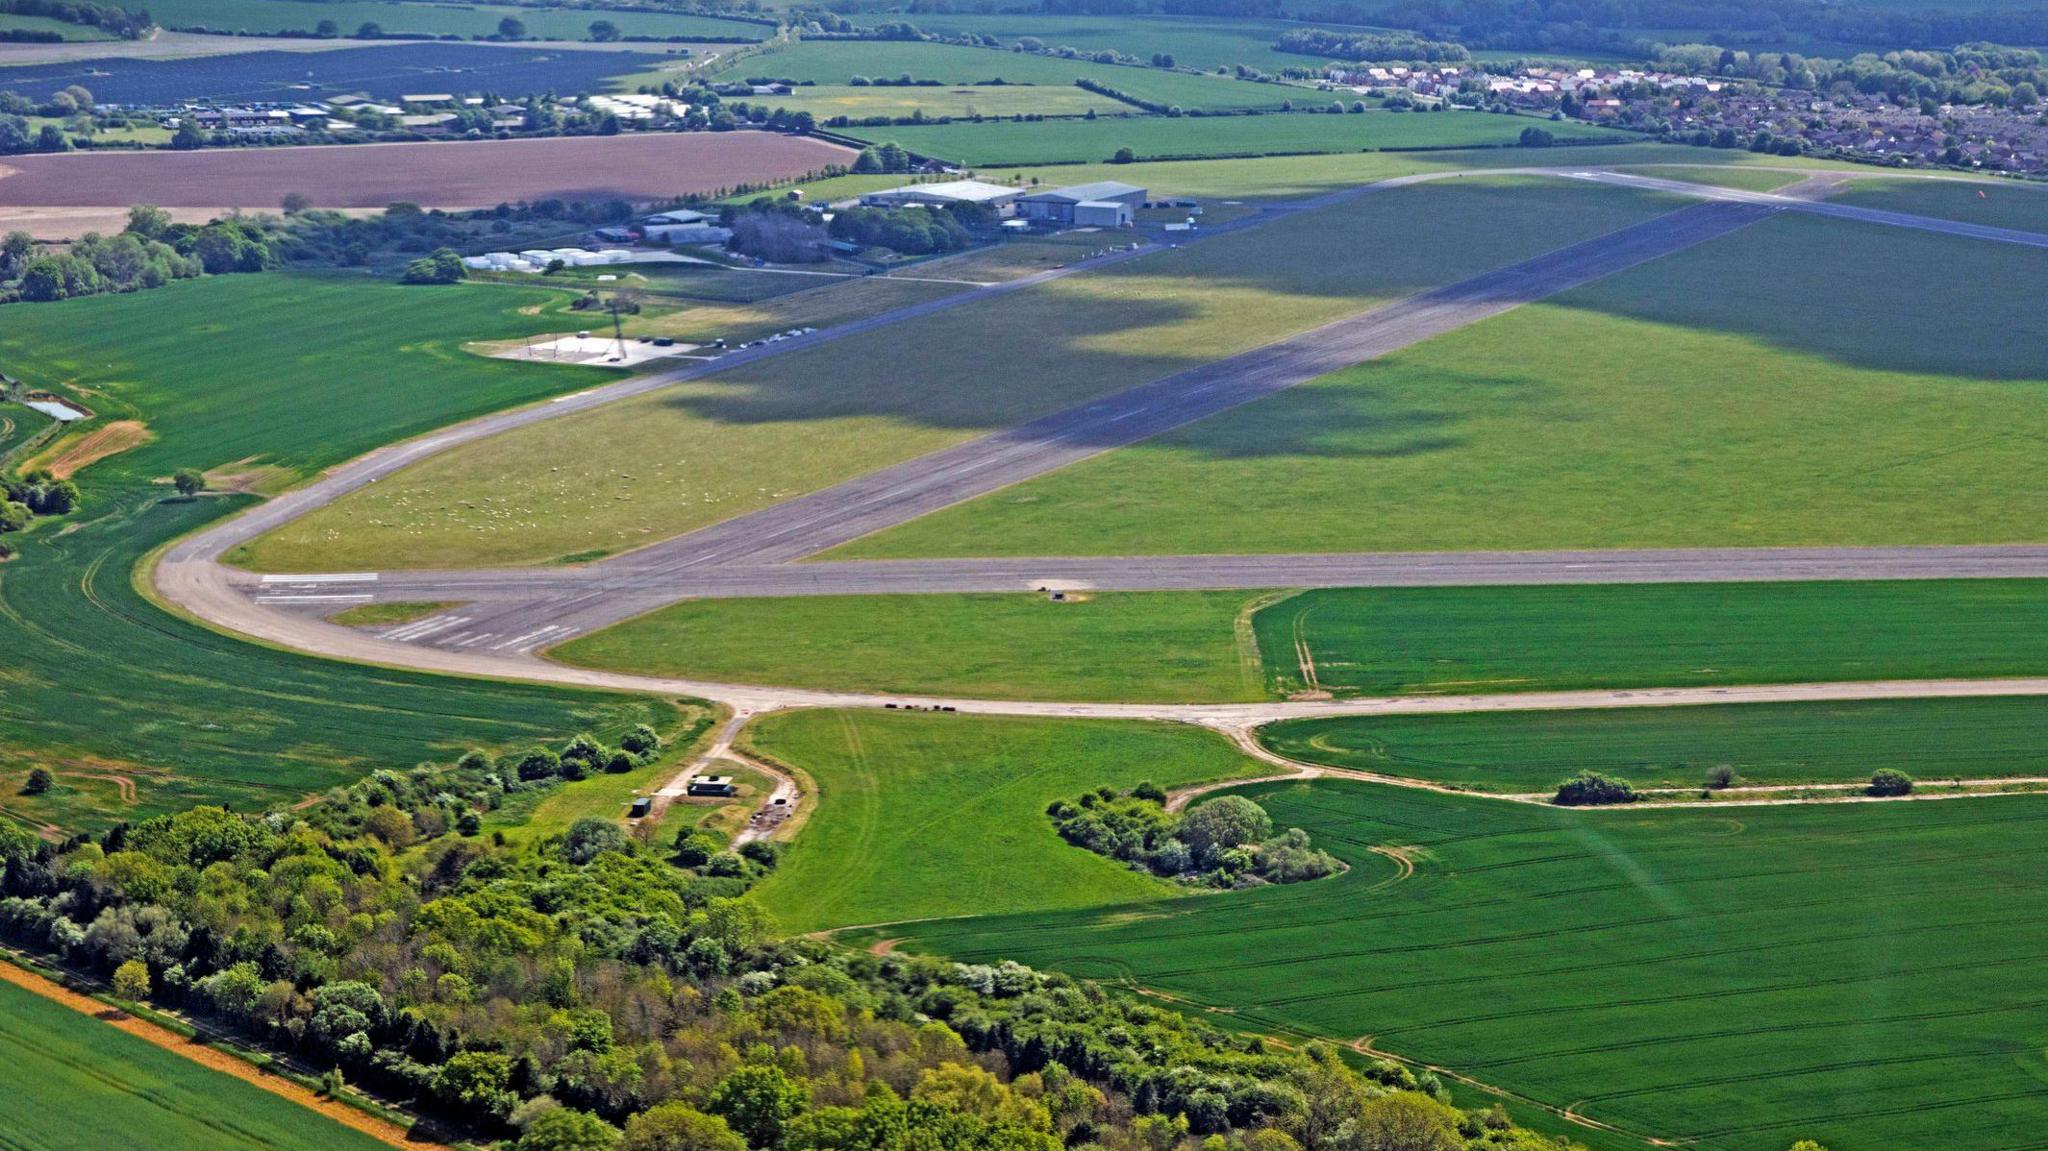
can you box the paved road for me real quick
[156,166,2048,713]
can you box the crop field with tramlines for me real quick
[0,274,684,832]
[886,778,2048,1151]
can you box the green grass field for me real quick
[0,273,690,832]
[623,274,966,346]
[552,579,2048,704]
[243,175,1681,571]
[1260,695,2048,791]
[1253,581,2048,698]
[758,83,1116,120]
[1829,176,2048,232]
[141,0,766,39]
[717,39,1307,110]
[890,780,2048,1151]
[0,12,114,38]
[0,976,390,1151]
[527,260,825,304]
[850,108,1629,165]
[843,210,2048,559]
[899,13,1353,72]
[0,405,52,462]
[551,591,1269,702]
[744,709,1260,932]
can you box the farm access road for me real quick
[157,165,2048,725]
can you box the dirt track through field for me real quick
[0,955,448,1151]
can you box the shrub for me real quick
[400,248,466,284]
[1180,795,1272,864]
[1553,772,1638,806]
[563,818,631,864]
[1704,765,1736,790]
[673,831,722,867]
[1868,769,1913,797]
[23,767,52,795]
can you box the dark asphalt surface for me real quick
[162,166,2048,670]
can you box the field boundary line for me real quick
[0,949,449,1151]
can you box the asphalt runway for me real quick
[156,165,2048,710]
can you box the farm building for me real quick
[688,775,739,797]
[1015,181,1147,227]
[859,179,1025,213]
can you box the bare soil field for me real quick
[0,132,855,212]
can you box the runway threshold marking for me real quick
[259,572,378,584]
[254,593,375,604]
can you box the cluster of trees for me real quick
[0,0,147,38]
[1552,772,1637,806]
[1652,42,2047,108]
[1048,787,1342,888]
[401,248,469,284]
[721,200,835,263]
[1309,0,2048,55]
[851,142,916,173]
[827,203,984,255]
[1274,28,1470,63]
[1868,769,1914,797]
[0,467,80,538]
[0,85,97,155]
[0,208,238,305]
[0,738,1576,1151]
[276,196,638,268]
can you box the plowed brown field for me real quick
[0,131,854,211]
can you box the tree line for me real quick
[1273,28,1470,63]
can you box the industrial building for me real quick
[858,179,1026,212]
[638,209,729,244]
[463,248,634,273]
[1015,181,1147,227]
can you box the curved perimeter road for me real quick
[156,166,2048,721]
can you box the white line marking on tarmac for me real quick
[382,615,470,642]
[260,573,378,584]
[491,626,561,651]
[255,594,374,604]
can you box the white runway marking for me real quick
[259,572,378,584]
[255,593,374,604]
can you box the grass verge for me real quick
[1258,695,2048,791]
[742,709,1263,932]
